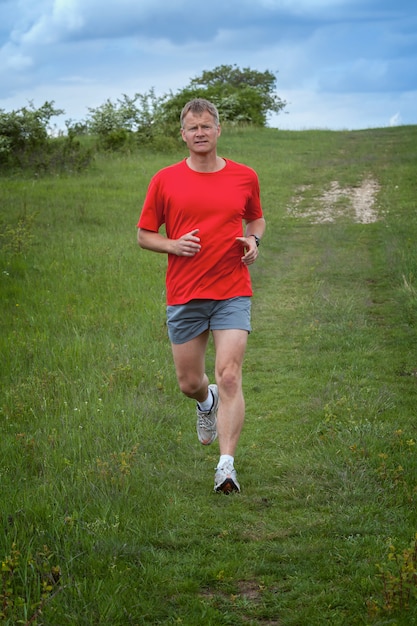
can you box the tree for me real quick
[160,64,286,127]
[82,65,287,152]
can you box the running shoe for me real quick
[196,384,218,445]
[214,461,241,494]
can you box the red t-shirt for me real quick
[137,158,263,305]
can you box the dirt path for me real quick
[288,177,380,224]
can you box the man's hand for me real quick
[236,236,259,265]
[173,229,201,257]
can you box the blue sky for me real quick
[0,0,416,131]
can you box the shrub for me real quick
[0,102,94,174]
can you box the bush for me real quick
[0,102,94,174]
[86,89,167,150]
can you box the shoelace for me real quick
[198,414,215,428]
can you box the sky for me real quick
[0,0,416,131]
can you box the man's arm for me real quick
[244,217,266,242]
[137,228,202,257]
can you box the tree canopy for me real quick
[160,64,286,127]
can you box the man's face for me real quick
[181,111,221,154]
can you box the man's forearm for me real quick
[137,228,174,254]
[245,217,266,240]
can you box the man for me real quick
[137,98,265,493]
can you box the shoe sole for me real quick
[215,478,240,494]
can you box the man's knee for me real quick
[177,375,205,398]
[217,366,242,396]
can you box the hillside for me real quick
[1,125,417,625]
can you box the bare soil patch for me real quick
[288,177,380,224]
[200,580,282,624]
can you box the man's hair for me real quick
[180,98,220,128]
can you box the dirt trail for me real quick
[288,177,380,224]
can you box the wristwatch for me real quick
[249,234,260,247]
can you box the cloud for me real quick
[273,88,417,130]
[0,0,415,130]
[389,112,402,126]
[9,0,242,47]
[1,42,33,70]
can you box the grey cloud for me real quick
[0,0,415,130]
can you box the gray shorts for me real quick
[167,297,252,345]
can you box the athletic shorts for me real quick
[166,297,252,345]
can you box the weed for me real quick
[0,209,37,255]
[368,535,417,619]
[95,444,139,483]
[0,542,62,625]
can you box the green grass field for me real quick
[1,125,417,625]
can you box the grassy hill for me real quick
[1,125,417,624]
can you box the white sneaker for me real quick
[196,384,218,445]
[214,461,241,494]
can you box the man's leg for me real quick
[170,330,210,403]
[212,329,248,457]
[171,329,219,446]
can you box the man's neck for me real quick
[186,154,226,173]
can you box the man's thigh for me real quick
[212,328,248,373]
[170,330,210,382]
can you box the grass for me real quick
[1,124,417,624]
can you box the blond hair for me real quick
[180,98,220,128]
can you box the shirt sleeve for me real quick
[137,175,165,231]
[243,170,263,221]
